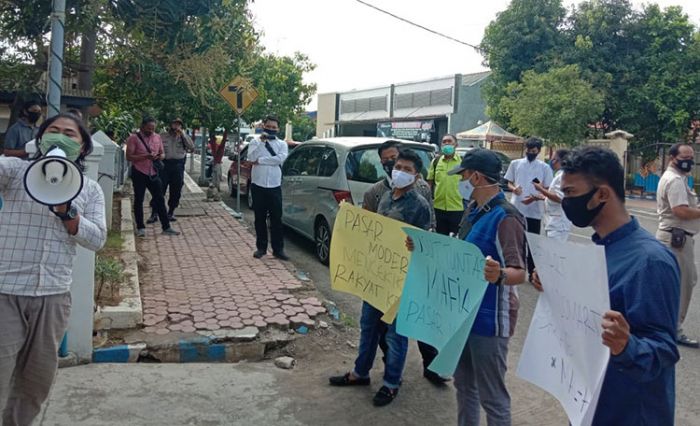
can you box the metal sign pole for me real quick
[236,112,242,213]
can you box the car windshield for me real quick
[345,146,433,183]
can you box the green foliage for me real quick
[95,255,124,287]
[481,0,700,147]
[290,113,316,142]
[90,107,137,143]
[501,65,605,146]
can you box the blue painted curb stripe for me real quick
[93,345,130,363]
[179,338,226,362]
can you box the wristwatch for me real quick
[51,205,78,221]
[495,268,507,285]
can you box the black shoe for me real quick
[273,251,290,261]
[168,214,177,222]
[328,372,370,387]
[253,250,266,259]
[677,334,700,348]
[146,214,158,224]
[423,369,450,386]
[373,386,399,407]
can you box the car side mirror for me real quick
[228,154,239,161]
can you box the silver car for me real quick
[281,137,435,264]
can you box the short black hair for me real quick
[554,148,570,162]
[263,115,279,126]
[562,146,625,201]
[378,140,402,157]
[397,148,423,173]
[35,113,93,171]
[141,117,156,127]
[525,137,543,150]
[669,143,692,157]
[442,134,457,144]
[20,100,40,117]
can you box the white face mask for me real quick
[391,170,416,189]
[458,176,475,200]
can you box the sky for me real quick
[248,0,700,111]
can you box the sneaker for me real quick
[253,250,266,259]
[423,369,451,386]
[146,214,158,224]
[677,334,700,348]
[372,386,399,407]
[273,251,290,261]
[162,228,180,236]
[136,228,146,238]
[328,372,370,387]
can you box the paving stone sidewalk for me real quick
[136,193,325,336]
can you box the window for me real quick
[282,146,327,177]
[318,148,339,177]
[345,146,434,183]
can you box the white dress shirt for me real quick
[0,157,107,296]
[544,169,571,233]
[247,136,288,188]
[504,157,553,220]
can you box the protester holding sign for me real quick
[420,148,527,426]
[329,148,432,407]
[556,146,680,425]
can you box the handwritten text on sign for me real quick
[397,228,488,376]
[330,203,412,321]
[517,234,610,426]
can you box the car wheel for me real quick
[246,183,254,210]
[314,218,331,265]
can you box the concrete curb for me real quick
[94,198,143,330]
[183,171,205,194]
[93,343,146,363]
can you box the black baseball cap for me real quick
[447,148,502,181]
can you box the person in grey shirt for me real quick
[3,100,41,159]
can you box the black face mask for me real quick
[526,153,538,162]
[27,111,41,123]
[382,160,395,176]
[676,159,694,174]
[561,187,606,228]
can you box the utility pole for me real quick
[47,0,66,118]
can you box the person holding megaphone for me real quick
[0,113,107,425]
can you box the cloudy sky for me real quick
[248,0,700,110]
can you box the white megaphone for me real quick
[23,147,84,206]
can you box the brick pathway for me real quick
[136,195,325,336]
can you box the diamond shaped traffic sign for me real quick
[219,76,259,114]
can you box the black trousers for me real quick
[132,168,170,230]
[435,209,464,236]
[149,159,185,215]
[526,217,541,274]
[251,183,284,253]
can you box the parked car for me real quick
[278,137,435,264]
[455,146,513,191]
[227,139,300,209]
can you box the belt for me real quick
[660,228,694,236]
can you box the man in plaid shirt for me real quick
[0,113,106,426]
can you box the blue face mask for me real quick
[264,128,278,138]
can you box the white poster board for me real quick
[517,234,611,426]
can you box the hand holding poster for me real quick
[329,202,412,322]
[517,233,610,426]
[396,228,488,376]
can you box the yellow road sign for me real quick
[219,76,259,114]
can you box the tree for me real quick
[501,65,604,146]
[290,113,316,141]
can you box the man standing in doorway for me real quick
[656,143,700,348]
[248,115,289,260]
[534,149,571,241]
[504,137,552,273]
[427,134,463,236]
[147,118,194,224]
[3,100,42,159]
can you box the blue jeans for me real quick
[353,302,408,389]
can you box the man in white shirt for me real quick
[534,149,571,241]
[504,137,553,273]
[247,115,289,260]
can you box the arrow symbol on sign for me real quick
[228,85,244,110]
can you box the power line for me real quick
[354,0,480,51]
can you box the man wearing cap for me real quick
[147,118,194,223]
[434,148,527,425]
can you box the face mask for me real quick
[27,111,41,123]
[676,159,694,174]
[264,129,278,138]
[526,153,538,162]
[441,145,455,155]
[458,175,475,200]
[391,170,416,189]
[561,187,606,228]
[39,132,82,162]
[382,160,396,177]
